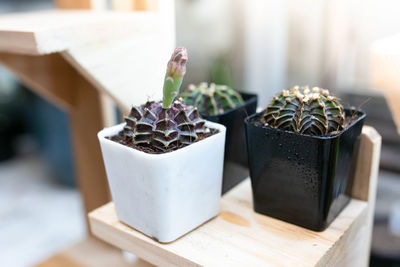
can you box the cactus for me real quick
[122,47,207,152]
[263,86,345,136]
[180,83,244,116]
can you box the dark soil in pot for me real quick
[202,92,257,194]
[244,108,366,231]
[108,127,218,154]
[106,97,221,155]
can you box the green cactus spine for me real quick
[263,86,345,136]
[122,47,206,151]
[180,83,244,115]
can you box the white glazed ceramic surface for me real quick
[98,121,226,243]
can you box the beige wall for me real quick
[176,0,400,105]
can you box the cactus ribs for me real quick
[263,86,346,136]
[180,83,244,116]
[109,100,217,154]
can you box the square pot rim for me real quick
[200,92,258,119]
[244,108,366,140]
[98,120,226,159]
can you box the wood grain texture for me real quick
[0,2,174,214]
[0,53,75,110]
[69,70,111,215]
[320,126,381,266]
[0,10,159,55]
[89,185,367,267]
[352,126,381,202]
[61,0,175,110]
[0,5,175,110]
[89,126,380,266]
[55,0,120,131]
[339,126,381,267]
[0,52,111,217]
[35,237,153,267]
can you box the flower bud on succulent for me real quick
[163,47,188,109]
[263,86,345,136]
[180,82,244,115]
[121,47,207,152]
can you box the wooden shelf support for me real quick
[0,5,175,218]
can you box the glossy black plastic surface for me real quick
[203,93,258,194]
[244,109,366,231]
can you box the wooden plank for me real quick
[60,0,175,110]
[320,126,381,266]
[35,237,153,267]
[0,53,75,110]
[55,0,93,9]
[352,126,382,202]
[88,126,380,266]
[0,10,159,55]
[370,34,400,134]
[0,5,174,211]
[0,1,173,232]
[55,0,119,130]
[112,0,158,11]
[0,6,175,111]
[68,67,111,215]
[89,183,368,267]
[100,93,118,127]
[55,0,108,10]
[0,51,110,217]
[60,30,173,111]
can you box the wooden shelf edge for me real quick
[0,10,160,55]
[89,180,369,267]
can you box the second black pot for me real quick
[244,109,366,231]
[202,92,257,194]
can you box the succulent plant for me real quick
[263,86,345,136]
[122,47,207,151]
[180,83,244,116]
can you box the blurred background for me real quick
[0,0,400,266]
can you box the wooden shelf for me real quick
[0,6,174,217]
[35,237,152,267]
[0,10,158,55]
[0,7,175,111]
[89,180,366,266]
[89,126,381,266]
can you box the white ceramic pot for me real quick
[98,121,226,243]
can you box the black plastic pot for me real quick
[202,92,258,194]
[244,109,366,231]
